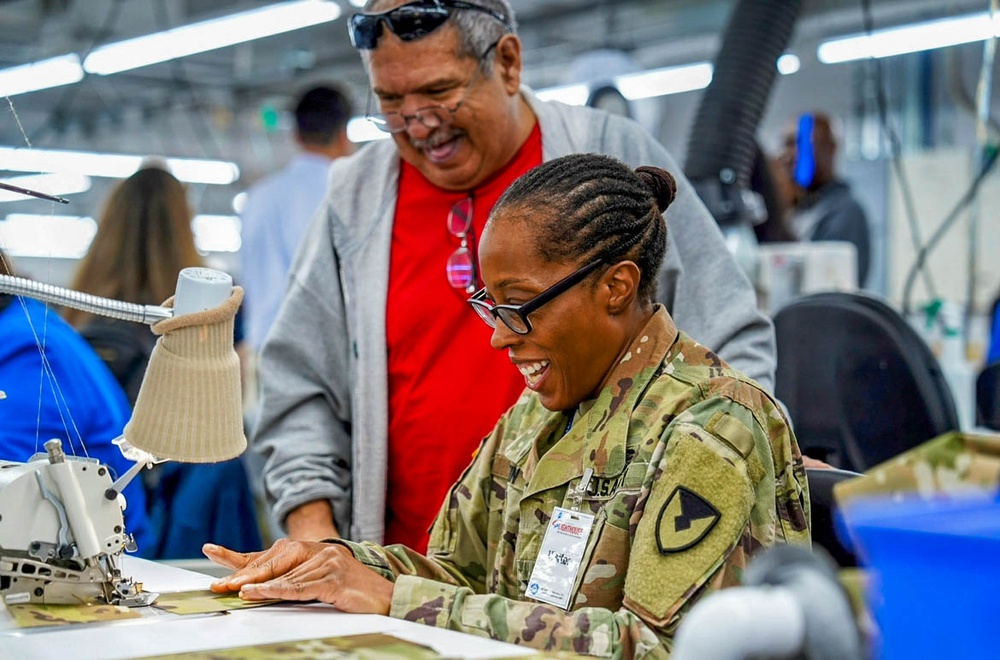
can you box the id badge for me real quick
[526,506,595,609]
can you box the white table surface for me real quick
[0,556,533,659]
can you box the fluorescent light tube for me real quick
[347,117,391,143]
[535,83,591,105]
[0,174,91,203]
[0,147,240,185]
[83,0,342,75]
[818,12,996,64]
[534,62,714,106]
[192,215,242,253]
[0,214,98,259]
[614,62,713,100]
[0,54,83,97]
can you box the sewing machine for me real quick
[0,265,244,608]
[0,438,154,606]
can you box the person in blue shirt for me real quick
[239,84,354,353]
[0,252,149,551]
[988,294,1000,366]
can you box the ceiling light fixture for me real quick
[777,53,801,75]
[347,117,391,143]
[83,0,342,75]
[817,12,997,64]
[534,83,591,106]
[0,173,92,203]
[0,54,84,98]
[615,62,714,100]
[192,215,242,253]
[535,62,715,105]
[0,147,240,185]
[0,214,98,259]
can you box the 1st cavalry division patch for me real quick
[655,486,720,553]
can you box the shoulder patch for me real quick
[624,425,753,625]
[656,486,720,553]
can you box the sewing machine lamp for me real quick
[0,266,246,606]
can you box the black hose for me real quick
[685,0,804,205]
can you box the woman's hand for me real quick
[203,539,395,615]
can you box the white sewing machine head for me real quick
[0,439,154,606]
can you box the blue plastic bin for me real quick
[846,495,1000,660]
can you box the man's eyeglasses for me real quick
[366,41,495,134]
[468,259,606,335]
[446,197,478,294]
[348,0,512,50]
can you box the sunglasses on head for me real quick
[348,0,512,50]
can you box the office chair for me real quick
[978,362,1000,431]
[806,467,860,568]
[775,292,959,472]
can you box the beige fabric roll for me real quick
[124,287,247,463]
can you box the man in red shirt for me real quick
[251,0,775,550]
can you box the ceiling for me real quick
[0,0,991,219]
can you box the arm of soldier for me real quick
[381,423,755,657]
[322,424,506,590]
[254,204,354,540]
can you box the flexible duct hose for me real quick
[685,0,804,224]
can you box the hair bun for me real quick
[635,166,677,212]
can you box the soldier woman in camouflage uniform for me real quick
[206,154,811,657]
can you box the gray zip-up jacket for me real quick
[255,90,776,544]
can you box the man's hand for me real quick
[285,500,340,541]
[203,539,394,615]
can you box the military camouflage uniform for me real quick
[835,430,1000,508]
[335,308,810,657]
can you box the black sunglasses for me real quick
[348,0,512,50]
[468,260,605,335]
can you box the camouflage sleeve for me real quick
[388,575,669,658]
[387,418,761,657]
[328,419,507,590]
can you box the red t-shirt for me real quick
[385,124,543,552]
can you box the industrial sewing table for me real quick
[0,557,533,659]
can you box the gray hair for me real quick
[359,0,516,75]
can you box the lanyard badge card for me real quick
[526,468,595,609]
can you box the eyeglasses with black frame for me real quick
[365,40,497,134]
[348,0,513,50]
[468,259,606,335]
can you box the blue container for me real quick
[846,496,1000,660]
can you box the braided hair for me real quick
[491,153,677,303]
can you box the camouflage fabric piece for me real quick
[135,633,440,659]
[8,602,140,628]
[152,589,281,614]
[834,431,1000,509]
[337,308,810,658]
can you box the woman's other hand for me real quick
[203,539,394,614]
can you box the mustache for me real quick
[409,128,463,150]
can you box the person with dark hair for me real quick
[254,0,776,552]
[0,249,149,549]
[778,112,872,286]
[240,84,354,353]
[206,154,809,657]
